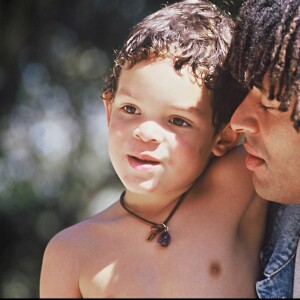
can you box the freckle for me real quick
[209,262,221,277]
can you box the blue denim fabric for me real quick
[256,203,300,298]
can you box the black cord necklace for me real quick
[119,190,189,248]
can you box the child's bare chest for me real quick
[78,224,258,298]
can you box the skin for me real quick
[105,58,225,210]
[230,78,300,204]
[39,58,267,298]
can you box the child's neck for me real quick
[119,189,190,248]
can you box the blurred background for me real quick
[0,0,244,297]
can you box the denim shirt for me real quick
[256,203,300,298]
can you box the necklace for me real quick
[119,190,188,248]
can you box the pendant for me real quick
[157,231,171,247]
[146,228,159,241]
[146,224,164,241]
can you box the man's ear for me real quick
[102,92,113,126]
[212,124,242,157]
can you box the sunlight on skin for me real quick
[91,262,117,290]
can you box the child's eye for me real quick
[170,117,191,127]
[122,105,140,114]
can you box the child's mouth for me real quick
[129,155,159,165]
[127,155,160,170]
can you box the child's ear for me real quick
[102,92,113,126]
[212,124,242,157]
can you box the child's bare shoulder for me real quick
[44,201,120,258]
[208,145,251,186]
[211,144,267,209]
[192,145,252,201]
[40,200,123,297]
[199,145,262,211]
[213,144,248,171]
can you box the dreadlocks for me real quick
[228,0,300,130]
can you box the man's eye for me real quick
[259,102,276,112]
[122,105,140,114]
[170,117,191,127]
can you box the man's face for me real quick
[230,79,300,203]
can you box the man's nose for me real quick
[230,96,258,134]
[133,121,164,143]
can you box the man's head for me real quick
[229,0,300,130]
[103,0,234,133]
[221,0,300,203]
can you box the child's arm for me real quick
[209,145,268,254]
[239,191,268,255]
[225,145,268,251]
[39,230,82,298]
[214,144,268,271]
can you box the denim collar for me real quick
[261,203,300,277]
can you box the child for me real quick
[39,0,267,297]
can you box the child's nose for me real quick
[133,121,164,143]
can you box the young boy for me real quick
[39,0,267,297]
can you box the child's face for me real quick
[104,59,229,195]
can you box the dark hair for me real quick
[212,67,249,130]
[103,0,234,132]
[226,0,300,131]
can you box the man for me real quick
[212,0,300,298]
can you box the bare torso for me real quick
[40,147,267,298]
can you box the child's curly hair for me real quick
[103,0,234,131]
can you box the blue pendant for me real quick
[157,231,171,247]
